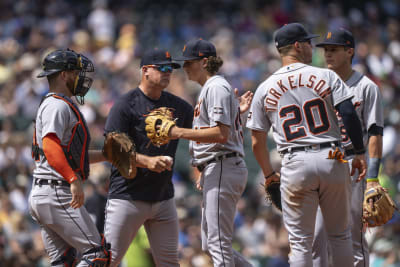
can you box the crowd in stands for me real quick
[0,0,400,266]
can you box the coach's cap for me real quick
[316,28,355,48]
[140,48,180,68]
[175,39,217,61]
[275,23,319,48]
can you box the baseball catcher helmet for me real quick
[37,49,94,104]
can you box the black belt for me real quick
[345,149,355,157]
[34,178,70,187]
[196,152,241,172]
[280,141,340,155]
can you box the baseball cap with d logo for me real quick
[140,48,180,69]
[316,28,355,48]
[175,39,217,61]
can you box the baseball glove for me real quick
[144,107,176,147]
[264,172,282,211]
[103,132,137,179]
[363,186,397,227]
[327,147,348,163]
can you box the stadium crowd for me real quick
[0,0,400,266]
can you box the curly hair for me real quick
[205,56,223,74]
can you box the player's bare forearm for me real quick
[368,135,382,159]
[251,130,275,176]
[170,123,229,143]
[135,153,172,172]
[89,150,107,164]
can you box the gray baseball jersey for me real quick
[339,71,384,149]
[247,63,355,267]
[190,75,244,166]
[313,70,384,267]
[29,94,106,266]
[192,75,252,267]
[247,63,353,148]
[33,95,77,181]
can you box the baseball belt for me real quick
[196,152,241,172]
[280,141,340,155]
[34,178,70,187]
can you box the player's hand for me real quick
[147,156,173,173]
[235,88,253,114]
[351,154,367,182]
[70,178,84,209]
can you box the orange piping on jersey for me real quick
[277,80,289,93]
[52,95,88,180]
[314,80,326,93]
[288,75,297,89]
[43,134,78,184]
[306,75,316,88]
[298,74,305,87]
[269,88,282,99]
[319,88,331,98]
[303,98,331,135]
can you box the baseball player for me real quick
[103,48,194,266]
[170,39,253,267]
[29,49,110,266]
[312,28,384,267]
[246,23,367,267]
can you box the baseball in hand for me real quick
[165,156,173,165]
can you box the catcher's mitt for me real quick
[144,107,176,147]
[263,172,282,211]
[363,186,397,227]
[103,132,137,179]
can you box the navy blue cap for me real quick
[316,28,355,48]
[140,48,180,68]
[275,23,319,48]
[175,39,217,61]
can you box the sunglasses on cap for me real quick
[145,65,173,73]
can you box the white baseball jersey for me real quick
[190,75,244,165]
[246,63,353,151]
[33,94,78,180]
[338,71,384,150]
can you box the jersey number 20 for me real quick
[279,98,330,142]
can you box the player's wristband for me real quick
[354,148,366,155]
[366,157,381,179]
[366,178,379,183]
[265,171,276,179]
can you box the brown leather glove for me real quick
[103,132,137,179]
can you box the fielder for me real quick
[169,39,253,267]
[103,48,194,267]
[246,23,367,267]
[29,49,110,266]
[312,28,385,267]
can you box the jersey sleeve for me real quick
[105,98,131,133]
[40,100,71,141]
[363,83,384,130]
[246,84,271,132]
[329,70,353,106]
[206,85,232,127]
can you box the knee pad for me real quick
[51,247,77,267]
[82,235,111,267]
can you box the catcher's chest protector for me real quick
[32,93,91,180]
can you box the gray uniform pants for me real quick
[200,157,252,267]
[313,160,368,267]
[29,182,103,266]
[104,198,179,267]
[280,148,353,267]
